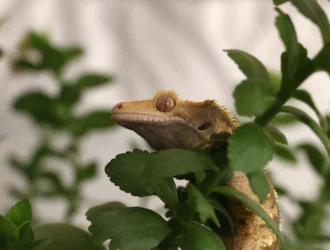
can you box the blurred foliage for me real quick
[0,199,51,250]
[8,31,116,220]
[273,119,330,250]
[33,223,105,250]
[0,199,104,250]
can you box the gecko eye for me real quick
[198,122,211,130]
[156,95,176,112]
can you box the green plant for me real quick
[85,0,330,249]
[265,74,330,249]
[0,199,104,250]
[0,199,51,250]
[271,118,330,250]
[8,31,116,220]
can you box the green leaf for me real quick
[39,170,65,194]
[293,89,327,131]
[77,162,97,182]
[291,0,330,44]
[92,201,127,209]
[57,85,80,107]
[57,74,112,108]
[186,184,220,227]
[30,239,52,250]
[275,8,300,77]
[314,43,330,75]
[105,150,179,211]
[297,143,327,175]
[12,59,43,71]
[295,202,326,240]
[213,186,282,242]
[225,50,271,83]
[43,45,82,75]
[6,199,32,236]
[34,223,104,250]
[269,71,281,93]
[38,47,65,75]
[207,199,235,236]
[60,47,83,63]
[281,106,330,156]
[0,215,19,248]
[30,33,82,74]
[17,32,83,75]
[233,79,274,117]
[280,45,311,88]
[273,0,289,5]
[247,171,271,203]
[70,110,116,136]
[293,89,318,113]
[14,92,62,126]
[274,144,297,163]
[145,149,216,178]
[24,32,49,49]
[174,221,225,250]
[271,114,299,126]
[198,168,231,195]
[265,124,288,145]
[86,204,170,250]
[13,227,35,250]
[75,73,113,92]
[228,123,275,173]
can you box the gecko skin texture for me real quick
[111,90,281,250]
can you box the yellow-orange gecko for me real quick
[111,90,280,250]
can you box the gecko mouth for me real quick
[111,113,186,125]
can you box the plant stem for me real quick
[254,44,330,127]
[255,63,314,127]
[199,169,229,196]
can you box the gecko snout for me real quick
[113,103,123,111]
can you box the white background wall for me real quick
[0,0,330,231]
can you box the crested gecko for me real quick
[111,90,280,250]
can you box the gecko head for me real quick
[111,90,237,150]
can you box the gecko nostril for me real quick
[117,103,123,109]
